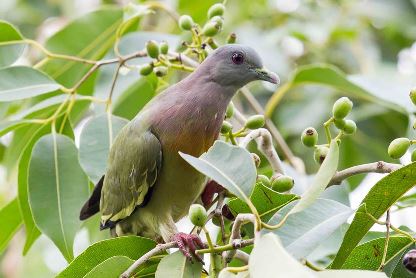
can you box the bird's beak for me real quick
[254,68,280,84]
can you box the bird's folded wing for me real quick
[100,129,162,224]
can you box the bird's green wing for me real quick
[100,128,162,225]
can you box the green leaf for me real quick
[228,183,298,221]
[385,244,416,278]
[0,119,33,137]
[317,270,387,277]
[116,3,152,38]
[0,199,22,254]
[83,256,134,278]
[0,20,24,68]
[249,233,315,277]
[269,198,353,259]
[57,236,156,277]
[40,8,123,88]
[331,162,416,269]
[155,251,202,278]
[180,141,257,204]
[0,66,60,101]
[290,140,339,215]
[342,236,413,270]
[28,134,89,261]
[79,114,128,183]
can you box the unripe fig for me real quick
[154,66,168,77]
[207,38,218,49]
[227,33,237,44]
[332,97,353,119]
[388,138,410,159]
[251,153,261,168]
[257,175,270,187]
[189,204,207,227]
[226,102,234,118]
[342,119,357,134]
[202,21,221,37]
[207,3,225,19]
[146,40,159,59]
[159,41,169,55]
[334,118,346,129]
[179,15,194,30]
[412,149,416,162]
[210,16,224,28]
[403,249,416,273]
[410,88,416,106]
[271,175,294,193]
[314,145,329,164]
[221,121,232,134]
[245,115,265,129]
[140,63,153,76]
[301,127,318,147]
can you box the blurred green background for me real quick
[0,0,415,277]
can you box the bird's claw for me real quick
[173,232,206,264]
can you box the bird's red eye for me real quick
[231,52,244,65]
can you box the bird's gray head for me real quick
[200,44,279,87]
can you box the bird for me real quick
[79,44,279,260]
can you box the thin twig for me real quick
[379,210,390,271]
[233,250,250,265]
[240,128,284,175]
[328,161,402,186]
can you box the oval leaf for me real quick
[180,141,256,203]
[57,236,156,277]
[0,20,24,68]
[155,251,202,278]
[317,270,387,278]
[331,162,416,268]
[0,199,22,254]
[28,134,89,261]
[0,66,60,101]
[79,114,128,183]
[84,256,134,278]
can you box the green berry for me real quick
[410,89,416,106]
[332,97,353,119]
[301,127,318,147]
[271,175,294,193]
[220,121,232,134]
[257,175,270,187]
[227,33,237,44]
[388,138,410,159]
[334,118,346,129]
[411,149,416,162]
[179,15,194,30]
[202,21,221,37]
[146,40,159,59]
[188,204,207,227]
[245,115,265,129]
[139,63,153,76]
[207,3,225,19]
[226,102,234,118]
[251,153,261,168]
[342,119,357,134]
[154,66,168,77]
[314,146,329,164]
[210,16,224,28]
[160,41,169,55]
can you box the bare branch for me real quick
[328,161,402,186]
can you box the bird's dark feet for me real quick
[173,232,207,264]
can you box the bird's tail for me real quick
[79,175,104,220]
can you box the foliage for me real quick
[0,0,415,278]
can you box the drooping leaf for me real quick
[228,183,298,221]
[83,256,134,278]
[317,270,387,277]
[331,162,416,268]
[268,198,353,259]
[180,141,257,204]
[79,114,128,183]
[155,251,202,278]
[57,236,156,278]
[0,199,22,254]
[0,20,24,68]
[28,134,89,261]
[290,140,339,215]
[0,66,60,101]
[341,236,413,270]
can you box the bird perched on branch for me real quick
[80,44,279,261]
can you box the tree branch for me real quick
[328,161,402,186]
